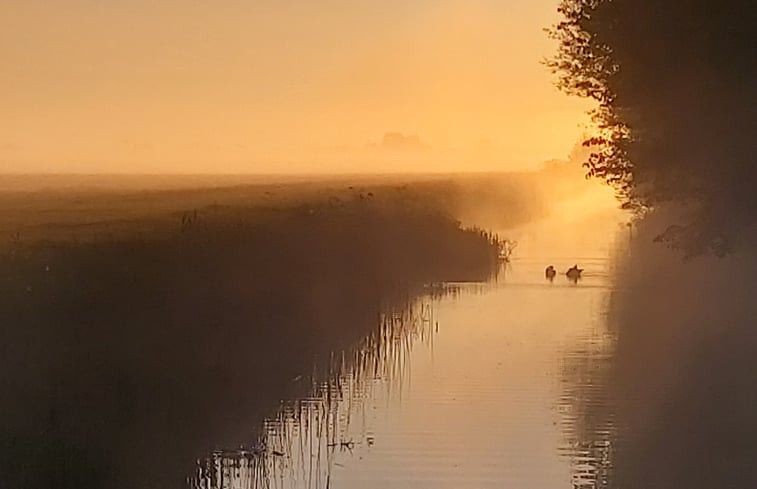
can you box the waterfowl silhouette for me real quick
[545,265,556,281]
[566,264,583,282]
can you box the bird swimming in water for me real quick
[566,264,584,282]
[545,265,556,281]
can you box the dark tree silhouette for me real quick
[548,0,757,256]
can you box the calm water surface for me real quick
[191,209,625,489]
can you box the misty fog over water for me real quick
[2,171,757,489]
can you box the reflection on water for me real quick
[189,303,436,489]
[189,210,626,489]
[558,326,616,489]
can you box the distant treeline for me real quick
[0,197,501,489]
[549,0,757,256]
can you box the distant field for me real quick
[0,168,586,247]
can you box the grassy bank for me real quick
[0,195,501,489]
[0,169,583,247]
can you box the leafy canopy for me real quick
[548,0,757,256]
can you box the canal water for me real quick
[191,203,626,489]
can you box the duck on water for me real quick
[545,264,583,283]
[545,265,557,282]
[566,264,583,282]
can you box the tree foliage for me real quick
[548,0,757,256]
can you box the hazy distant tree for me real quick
[548,0,757,256]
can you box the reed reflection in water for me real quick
[188,207,626,489]
[188,301,437,489]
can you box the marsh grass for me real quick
[0,172,557,248]
[0,195,500,489]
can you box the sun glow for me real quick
[1,0,593,174]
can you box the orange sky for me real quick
[1,0,593,174]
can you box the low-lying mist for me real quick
[0,163,598,247]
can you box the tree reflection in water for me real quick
[558,309,617,489]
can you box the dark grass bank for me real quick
[0,198,501,489]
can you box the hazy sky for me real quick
[1,0,592,174]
